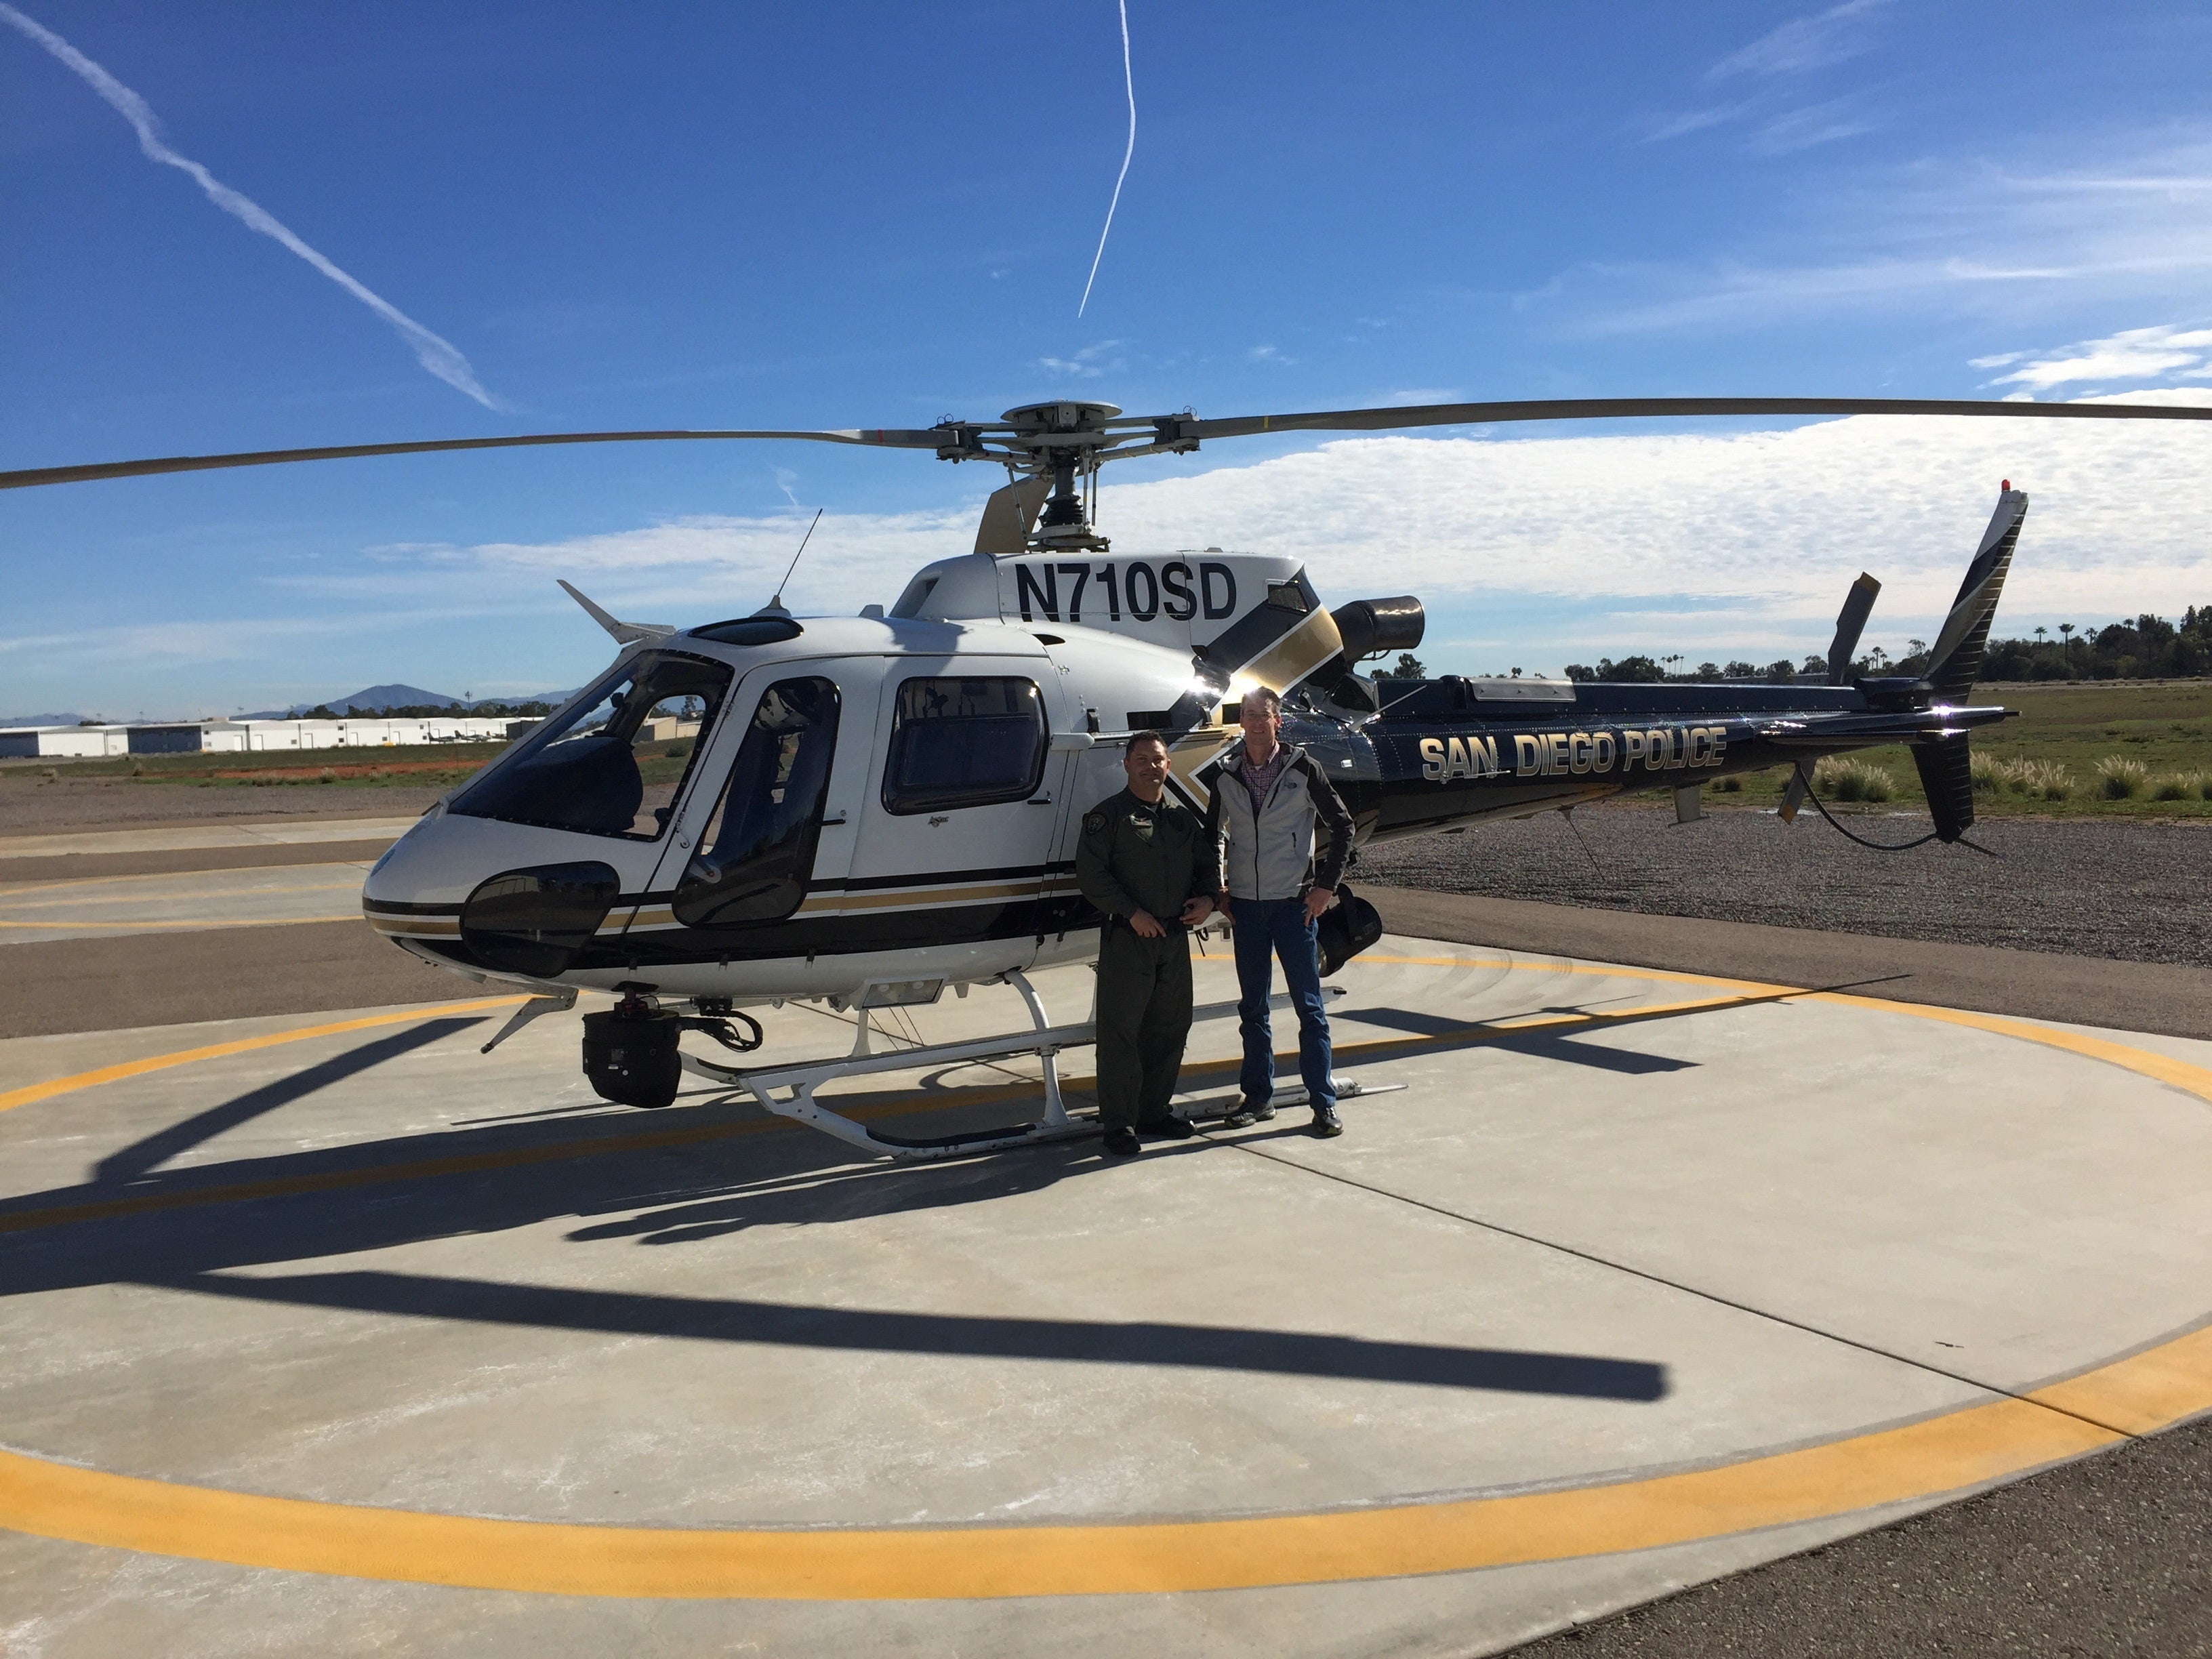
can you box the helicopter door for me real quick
[849,661,1073,941]
[646,657,884,928]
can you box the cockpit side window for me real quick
[450,651,731,840]
[880,676,1046,815]
[673,676,841,928]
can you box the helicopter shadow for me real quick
[0,1023,1671,1404]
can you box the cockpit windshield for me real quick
[450,651,732,840]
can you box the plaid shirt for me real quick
[1240,744,1288,815]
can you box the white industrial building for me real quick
[0,716,539,760]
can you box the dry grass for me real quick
[2095,755,2152,799]
[1813,756,1893,802]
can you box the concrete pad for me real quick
[1,938,2207,1656]
[0,817,414,860]
[0,860,375,944]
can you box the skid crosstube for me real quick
[678,971,1355,1160]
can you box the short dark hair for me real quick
[1240,685,1282,715]
[1125,728,1168,752]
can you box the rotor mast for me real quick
[935,399,1202,556]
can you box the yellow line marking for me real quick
[1,956,2209,1597]
[0,997,525,1115]
[0,1350,2194,1599]
[0,915,363,933]
[0,882,361,910]
[1357,955,2212,1107]
[0,863,377,897]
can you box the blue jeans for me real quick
[1230,897,1333,1109]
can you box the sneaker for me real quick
[1310,1104,1343,1138]
[1223,1098,1272,1129]
[1103,1126,1143,1157]
[1139,1117,1195,1140]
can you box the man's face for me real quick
[1240,695,1282,751]
[1123,737,1171,797]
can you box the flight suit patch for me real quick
[1084,811,1107,834]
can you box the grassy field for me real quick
[1704,679,2212,819]
[6,683,2207,820]
[0,737,699,793]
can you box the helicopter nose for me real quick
[362,812,619,980]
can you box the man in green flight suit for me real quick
[1076,730,1220,1158]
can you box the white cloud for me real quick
[1983,323,2212,390]
[1035,340,1127,379]
[1570,135,2212,334]
[1707,0,1890,81]
[316,411,2210,665]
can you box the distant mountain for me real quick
[241,684,579,718]
[0,713,85,729]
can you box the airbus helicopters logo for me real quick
[1420,724,1732,781]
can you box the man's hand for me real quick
[1178,895,1214,926]
[1127,909,1167,939]
[1303,886,1333,923]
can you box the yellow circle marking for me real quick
[0,996,525,1116]
[1,957,2209,1597]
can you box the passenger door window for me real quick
[880,676,1047,815]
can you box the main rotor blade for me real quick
[1176,395,2212,441]
[0,427,951,491]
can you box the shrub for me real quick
[1982,756,2074,800]
[2152,771,2209,802]
[2095,755,2150,799]
[1716,774,1744,792]
[1813,756,1893,802]
[1969,750,2003,794]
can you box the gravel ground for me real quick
[1514,1416,2212,1659]
[0,777,444,836]
[1358,804,2212,968]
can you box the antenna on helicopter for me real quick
[758,507,823,617]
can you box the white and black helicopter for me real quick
[11,392,2209,1155]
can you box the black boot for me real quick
[1103,1126,1142,1157]
[1139,1116,1195,1139]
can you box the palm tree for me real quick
[2034,625,2047,644]
[2058,621,2076,671]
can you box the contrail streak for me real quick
[1077,0,1134,319]
[1,4,499,409]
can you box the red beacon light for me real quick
[2001,478,2011,491]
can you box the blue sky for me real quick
[4,0,2210,716]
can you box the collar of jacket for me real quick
[1218,740,1303,777]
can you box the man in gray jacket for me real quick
[1204,686,1357,1136]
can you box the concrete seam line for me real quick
[1210,1136,2163,1446]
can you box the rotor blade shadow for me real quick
[155,1268,1669,1401]
[94,1019,484,1184]
[1343,1007,1694,1076]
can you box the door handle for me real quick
[821,813,848,825]
[1026,795,1053,805]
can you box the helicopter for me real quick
[9,392,2209,1157]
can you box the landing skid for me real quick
[678,970,1379,1160]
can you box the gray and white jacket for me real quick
[1204,741,1356,902]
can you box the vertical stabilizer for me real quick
[1924,488,2027,700]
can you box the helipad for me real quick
[1,937,2207,1656]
